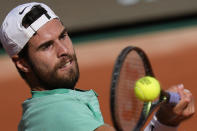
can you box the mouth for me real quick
[59,59,73,70]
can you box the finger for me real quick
[182,90,195,117]
[167,83,184,92]
[191,95,195,113]
[183,89,191,94]
[166,85,179,92]
[173,85,190,114]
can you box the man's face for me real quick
[27,19,79,90]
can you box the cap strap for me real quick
[25,14,51,37]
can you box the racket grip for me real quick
[168,92,180,105]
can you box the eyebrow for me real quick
[37,28,67,51]
[59,28,67,39]
[37,40,53,51]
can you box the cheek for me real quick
[66,36,75,53]
[29,53,56,72]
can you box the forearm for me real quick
[95,117,178,131]
[95,124,116,131]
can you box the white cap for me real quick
[0,2,58,57]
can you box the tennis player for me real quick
[0,2,194,131]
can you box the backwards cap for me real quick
[0,2,58,57]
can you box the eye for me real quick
[40,41,53,51]
[59,32,68,40]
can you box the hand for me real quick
[156,84,195,126]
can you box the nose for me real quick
[55,40,68,58]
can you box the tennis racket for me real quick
[110,46,180,131]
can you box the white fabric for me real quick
[25,14,51,37]
[0,2,58,57]
[144,115,178,131]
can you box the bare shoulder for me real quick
[94,124,116,131]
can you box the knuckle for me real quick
[183,112,191,117]
[187,93,192,98]
[173,110,182,116]
[182,111,195,118]
[183,89,191,94]
[181,98,190,104]
[192,108,195,114]
[167,85,178,92]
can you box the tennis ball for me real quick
[134,76,160,102]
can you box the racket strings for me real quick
[115,51,146,131]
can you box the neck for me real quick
[31,86,46,91]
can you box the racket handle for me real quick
[168,92,180,105]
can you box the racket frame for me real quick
[110,46,154,131]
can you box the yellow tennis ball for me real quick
[134,76,160,102]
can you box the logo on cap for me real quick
[19,6,28,15]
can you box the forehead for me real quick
[28,19,64,46]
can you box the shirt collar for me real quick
[31,89,70,98]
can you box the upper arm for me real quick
[95,124,116,131]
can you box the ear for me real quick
[12,55,30,73]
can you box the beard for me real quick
[28,53,79,90]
